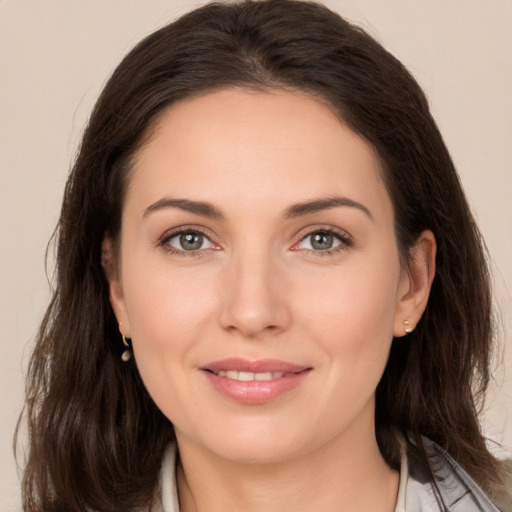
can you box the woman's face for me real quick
[108,89,428,463]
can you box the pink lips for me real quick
[201,358,312,404]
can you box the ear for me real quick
[101,236,131,338]
[393,230,436,337]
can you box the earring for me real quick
[404,320,415,334]
[119,323,132,362]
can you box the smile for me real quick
[201,358,312,404]
[212,370,290,381]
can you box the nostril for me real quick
[218,279,291,337]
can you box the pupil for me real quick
[180,232,203,250]
[312,233,333,250]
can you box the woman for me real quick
[18,0,512,511]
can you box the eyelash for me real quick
[159,226,217,258]
[159,226,352,257]
[293,226,353,256]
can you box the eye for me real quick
[165,230,214,252]
[300,231,341,251]
[294,228,351,253]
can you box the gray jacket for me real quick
[405,437,501,511]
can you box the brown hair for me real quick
[17,1,511,510]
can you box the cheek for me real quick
[124,248,216,325]
[121,255,218,372]
[300,256,399,324]
[121,258,221,423]
[291,257,401,429]
[296,253,401,370]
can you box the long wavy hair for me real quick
[17,1,511,511]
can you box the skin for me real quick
[105,89,436,512]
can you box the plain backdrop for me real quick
[1,1,511,510]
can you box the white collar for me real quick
[394,440,408,512]
[155,443,180,512]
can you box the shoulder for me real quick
[404,436,502,511]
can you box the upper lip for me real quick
[201,358,310,374]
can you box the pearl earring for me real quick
[119,323,132,362]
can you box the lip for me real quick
[203,358,309,374]
[200,358,312,404]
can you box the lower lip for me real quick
[202,370,311,404]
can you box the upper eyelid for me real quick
[160,225,215,243]
[294,224,352,241]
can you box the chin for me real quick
[212,437,304,465]
[183,419,311,465]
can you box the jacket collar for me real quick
[404,436,500,511]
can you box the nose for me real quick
[219,249,291,339]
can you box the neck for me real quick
[175,417,399,512]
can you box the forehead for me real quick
[127,88,391,222]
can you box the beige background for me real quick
[1,0,511,509]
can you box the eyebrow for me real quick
[143,196,373,222]
[144,198,225,219]
[283,197,373,221]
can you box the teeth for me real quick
[215,371,286,381]
[255,372,273,381]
